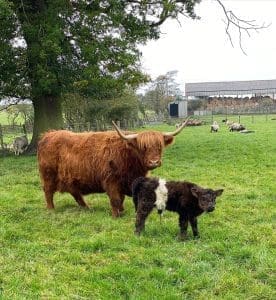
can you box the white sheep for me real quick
[13,135,28,155]
[210,121,219,133]
[229,123,246,132]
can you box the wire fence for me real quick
[1,112,275,156]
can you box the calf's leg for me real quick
[135,200,154,235]
[189,216,199,237]
[179,213,188,240]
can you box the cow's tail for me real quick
[132,177,147,212]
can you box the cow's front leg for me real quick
[179,213,188,240]
[189,216,199,238]
[43,182,56,209]
[71,191,89,208]
[106,186,124,218]
[118,195,125,213]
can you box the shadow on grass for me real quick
[52,202,110,215]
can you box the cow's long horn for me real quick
[163,116,191,136]
[112,121,138,140]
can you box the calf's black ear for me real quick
[215,189,224,197]
[191,187,200,198]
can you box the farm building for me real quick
[168,98,188,118]
[185,79,276,98]
[185,79,276,115]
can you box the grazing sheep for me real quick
[188,119,204,126]
[226,120,234,127]
[13,135,28,155]
[176,119,204,128]
[132,177,223,239]
[229,122,246,132]
[210,121,219,133]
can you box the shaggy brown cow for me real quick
[37,118,190,217]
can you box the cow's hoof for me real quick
[80,205,89,209]
[112,209,121,218]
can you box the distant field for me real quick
[0,110,25,126]
[0,115,275,299]
[0,111,9,125]
[0,110,31,146]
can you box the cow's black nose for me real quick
[148,160,161,169]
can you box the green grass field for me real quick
[0,115,275,299]
[0,111,9,125]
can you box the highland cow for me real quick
[37,119,190,217]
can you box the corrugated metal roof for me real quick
[185,79,276,97]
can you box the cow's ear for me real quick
[215,189,224,197]
[163,136,174,146]
[191,186,200,198]
[127,138,138,149]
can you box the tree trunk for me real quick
[27,95,63,153]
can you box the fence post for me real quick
[0,124,4,150]
[22,124,27,135]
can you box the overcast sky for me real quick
[139,0,276,93]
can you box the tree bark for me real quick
[27,95,63,153]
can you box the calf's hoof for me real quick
[178,233,187,241]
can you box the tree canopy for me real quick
[1,0,266,151]
[1,0,200,100]
[140,70,181,116]
[0,0,201,150]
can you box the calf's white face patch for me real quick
[154,178,168,213]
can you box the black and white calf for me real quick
[132,177,223,239]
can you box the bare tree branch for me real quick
[216,0,271,55]
[0,97,28,112]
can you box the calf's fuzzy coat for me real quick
[132,177,223,239]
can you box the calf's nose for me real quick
[207,206,215,212]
